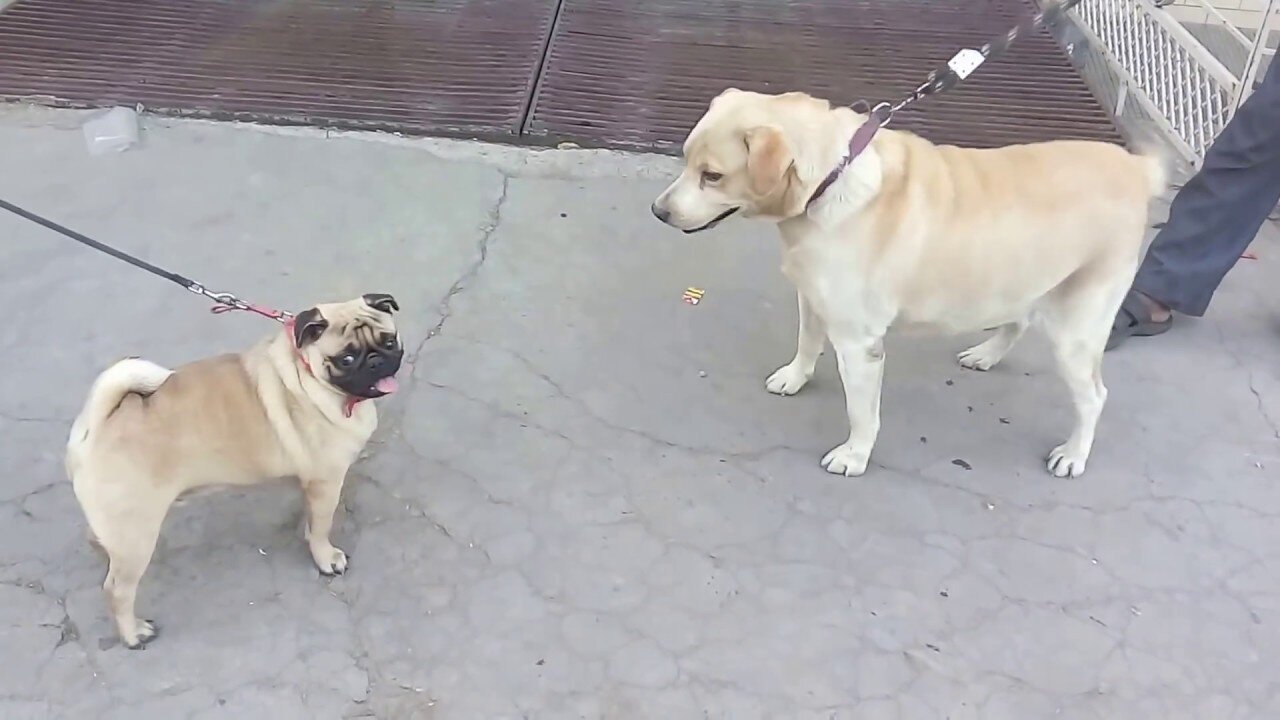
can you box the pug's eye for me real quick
[701,171,724,184]
[381,335,398,350]
[336,353,357,368]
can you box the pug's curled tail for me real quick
[66,358,173,474]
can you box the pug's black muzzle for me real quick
[330,346,404,399]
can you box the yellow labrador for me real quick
[652,89,1164,478]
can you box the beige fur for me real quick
[66,296,403,648]
[653,89,1164,478]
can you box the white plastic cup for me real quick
[82,106,140,155]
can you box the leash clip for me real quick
[870,101,894,126]
[205,290,241,309]
[849,100,895,126]
[201,288,292,323]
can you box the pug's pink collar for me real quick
[283,319,367,419]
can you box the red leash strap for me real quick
[282,318,312,375]
[211,302,291,321]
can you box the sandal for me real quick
[1107,290,1172,350]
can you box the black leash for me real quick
[0,197,292,322]
[808,0,1086,209]
[870,0,1086,123]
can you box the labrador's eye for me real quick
[701,171,724,184]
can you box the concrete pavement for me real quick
[1,105,1278,719]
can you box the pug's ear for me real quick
[744,125,794,197]
[363,293,399,314]
[292,307,328,348]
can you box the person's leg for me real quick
[1109,60,1280,348]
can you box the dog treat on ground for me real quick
[682,287,705,305]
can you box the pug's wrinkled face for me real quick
[292,294,404,399]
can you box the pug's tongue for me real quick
[374,376,399,394]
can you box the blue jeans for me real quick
[1133,58,1280,316]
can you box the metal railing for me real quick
[1163,0,1277,111]
[1234,4,1277,112]
[1069,0,1242,164]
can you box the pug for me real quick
[65,294,404,648]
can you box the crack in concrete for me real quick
[7,480,61,513]
[1213,324,1280,440]
[1246,371,1280,440]
[324,491,376,715]
[410,174,512,375]
[326,169,519,716]
[423,357,795,464]
[361,437,497,552]
[0,411,67,425]
[0,577,102,699]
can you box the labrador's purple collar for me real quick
[804,107,888,211]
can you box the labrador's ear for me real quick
[292,307,328,348]
[362,293,399,314]
[744,125,794,197]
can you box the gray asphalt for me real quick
[1,105,1277,719]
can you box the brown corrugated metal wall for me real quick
[0,0,1121,151]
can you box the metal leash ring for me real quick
[870,101,895,126]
